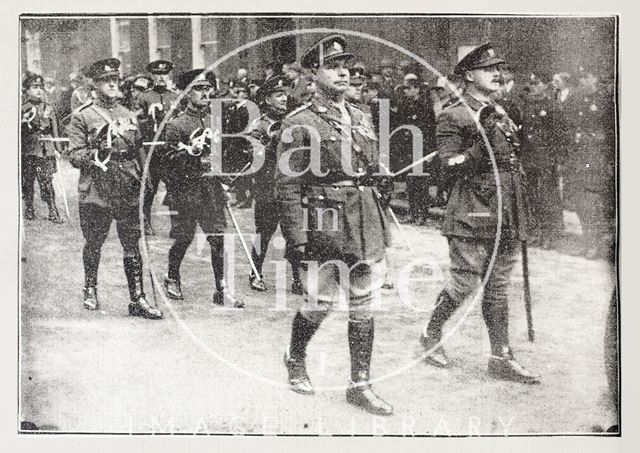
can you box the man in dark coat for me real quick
[418,43,540,384]
[134,60,180,235]
[161,69,244,308]
[563,70,616,259]
[66,58,162,319]
[276,35,393,416]
[392,77,437,224]
[21,73,64,223]
[520,73,565,249]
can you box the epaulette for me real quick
[285,102,311,118]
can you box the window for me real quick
[156,18,171,61]
[116,19,132,74]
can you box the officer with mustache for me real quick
[418,43,540,384]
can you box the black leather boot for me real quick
[24,203,36,220]
[290,260,303,295]
[488,346,541,384]
[419,290,461,368]
[284,312,319,394]
[124,256,163,320]
[249,272,267,291]
[164,276,184,300]
[83,287,99,310]
[210,236,244,308]
[346,319,393,416]
[47,201,63,224]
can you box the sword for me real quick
[391,150,438,177]
[53,154,70,219]
[223,191,262,279]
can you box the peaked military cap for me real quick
[301,34,354,69]
[176,69,214,91]
[256,75,290,100]
[454,43,505,75]
[85,58,121,80]
[349,67,366,85]
[147,60,174,75]
[23,72,44,89]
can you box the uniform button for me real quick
[330,136,337,141]
[318,195,325,200]
[357,167,364,173]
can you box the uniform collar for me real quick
[463,92,490,111]
[95,96,119,109]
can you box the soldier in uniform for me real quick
[161,69,244,308]
[392,77,437,225]
[134,60,180,236]
[224,80,253,208]
[418,43,540,384]
[66,58,163,319]
[247,75,303,294]
[520,73,564,249]
[277,35,393,415]
[21,73,64,223]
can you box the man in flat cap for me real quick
[21,73,64,223]
[276,35,393,416]
[161,69,244,308]
[66,58,163,319]
[134,59,180,236]
[418,43,540,383]
[246,75,303,294]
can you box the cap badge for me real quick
[159,63,166,69]
[104,65,112,71]
[487,49,495,57]
[333,41,343,52]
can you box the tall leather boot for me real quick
[47,200,64,224]
[483,298,540,384]
[124,256,163,319]
[210,236,244,308]
[290,255,303,295]
[284,311,320,394]
[82,244,100,310]
[24,203,36,220]
[346,318,393,416]
[419,289,461,368]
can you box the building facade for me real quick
[21,15,616,84]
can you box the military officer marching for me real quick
[21,72,64,223]
[66,58,163,319]
[161,69,244,308]
[134,60,180,236]
[247,75,304,294]
[419,43,540,384]
[277,35,394,416]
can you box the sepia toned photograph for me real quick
[18,13,618,435]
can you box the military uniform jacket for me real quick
[21,98,62,159]
[161,107,226,213]
[391,95,437,172]
[248,109,286,201]
[275,96,390,263]
[520,94,563,169]
[134,87,180,141]
[66,98,145,209]
[438,93,530,240]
